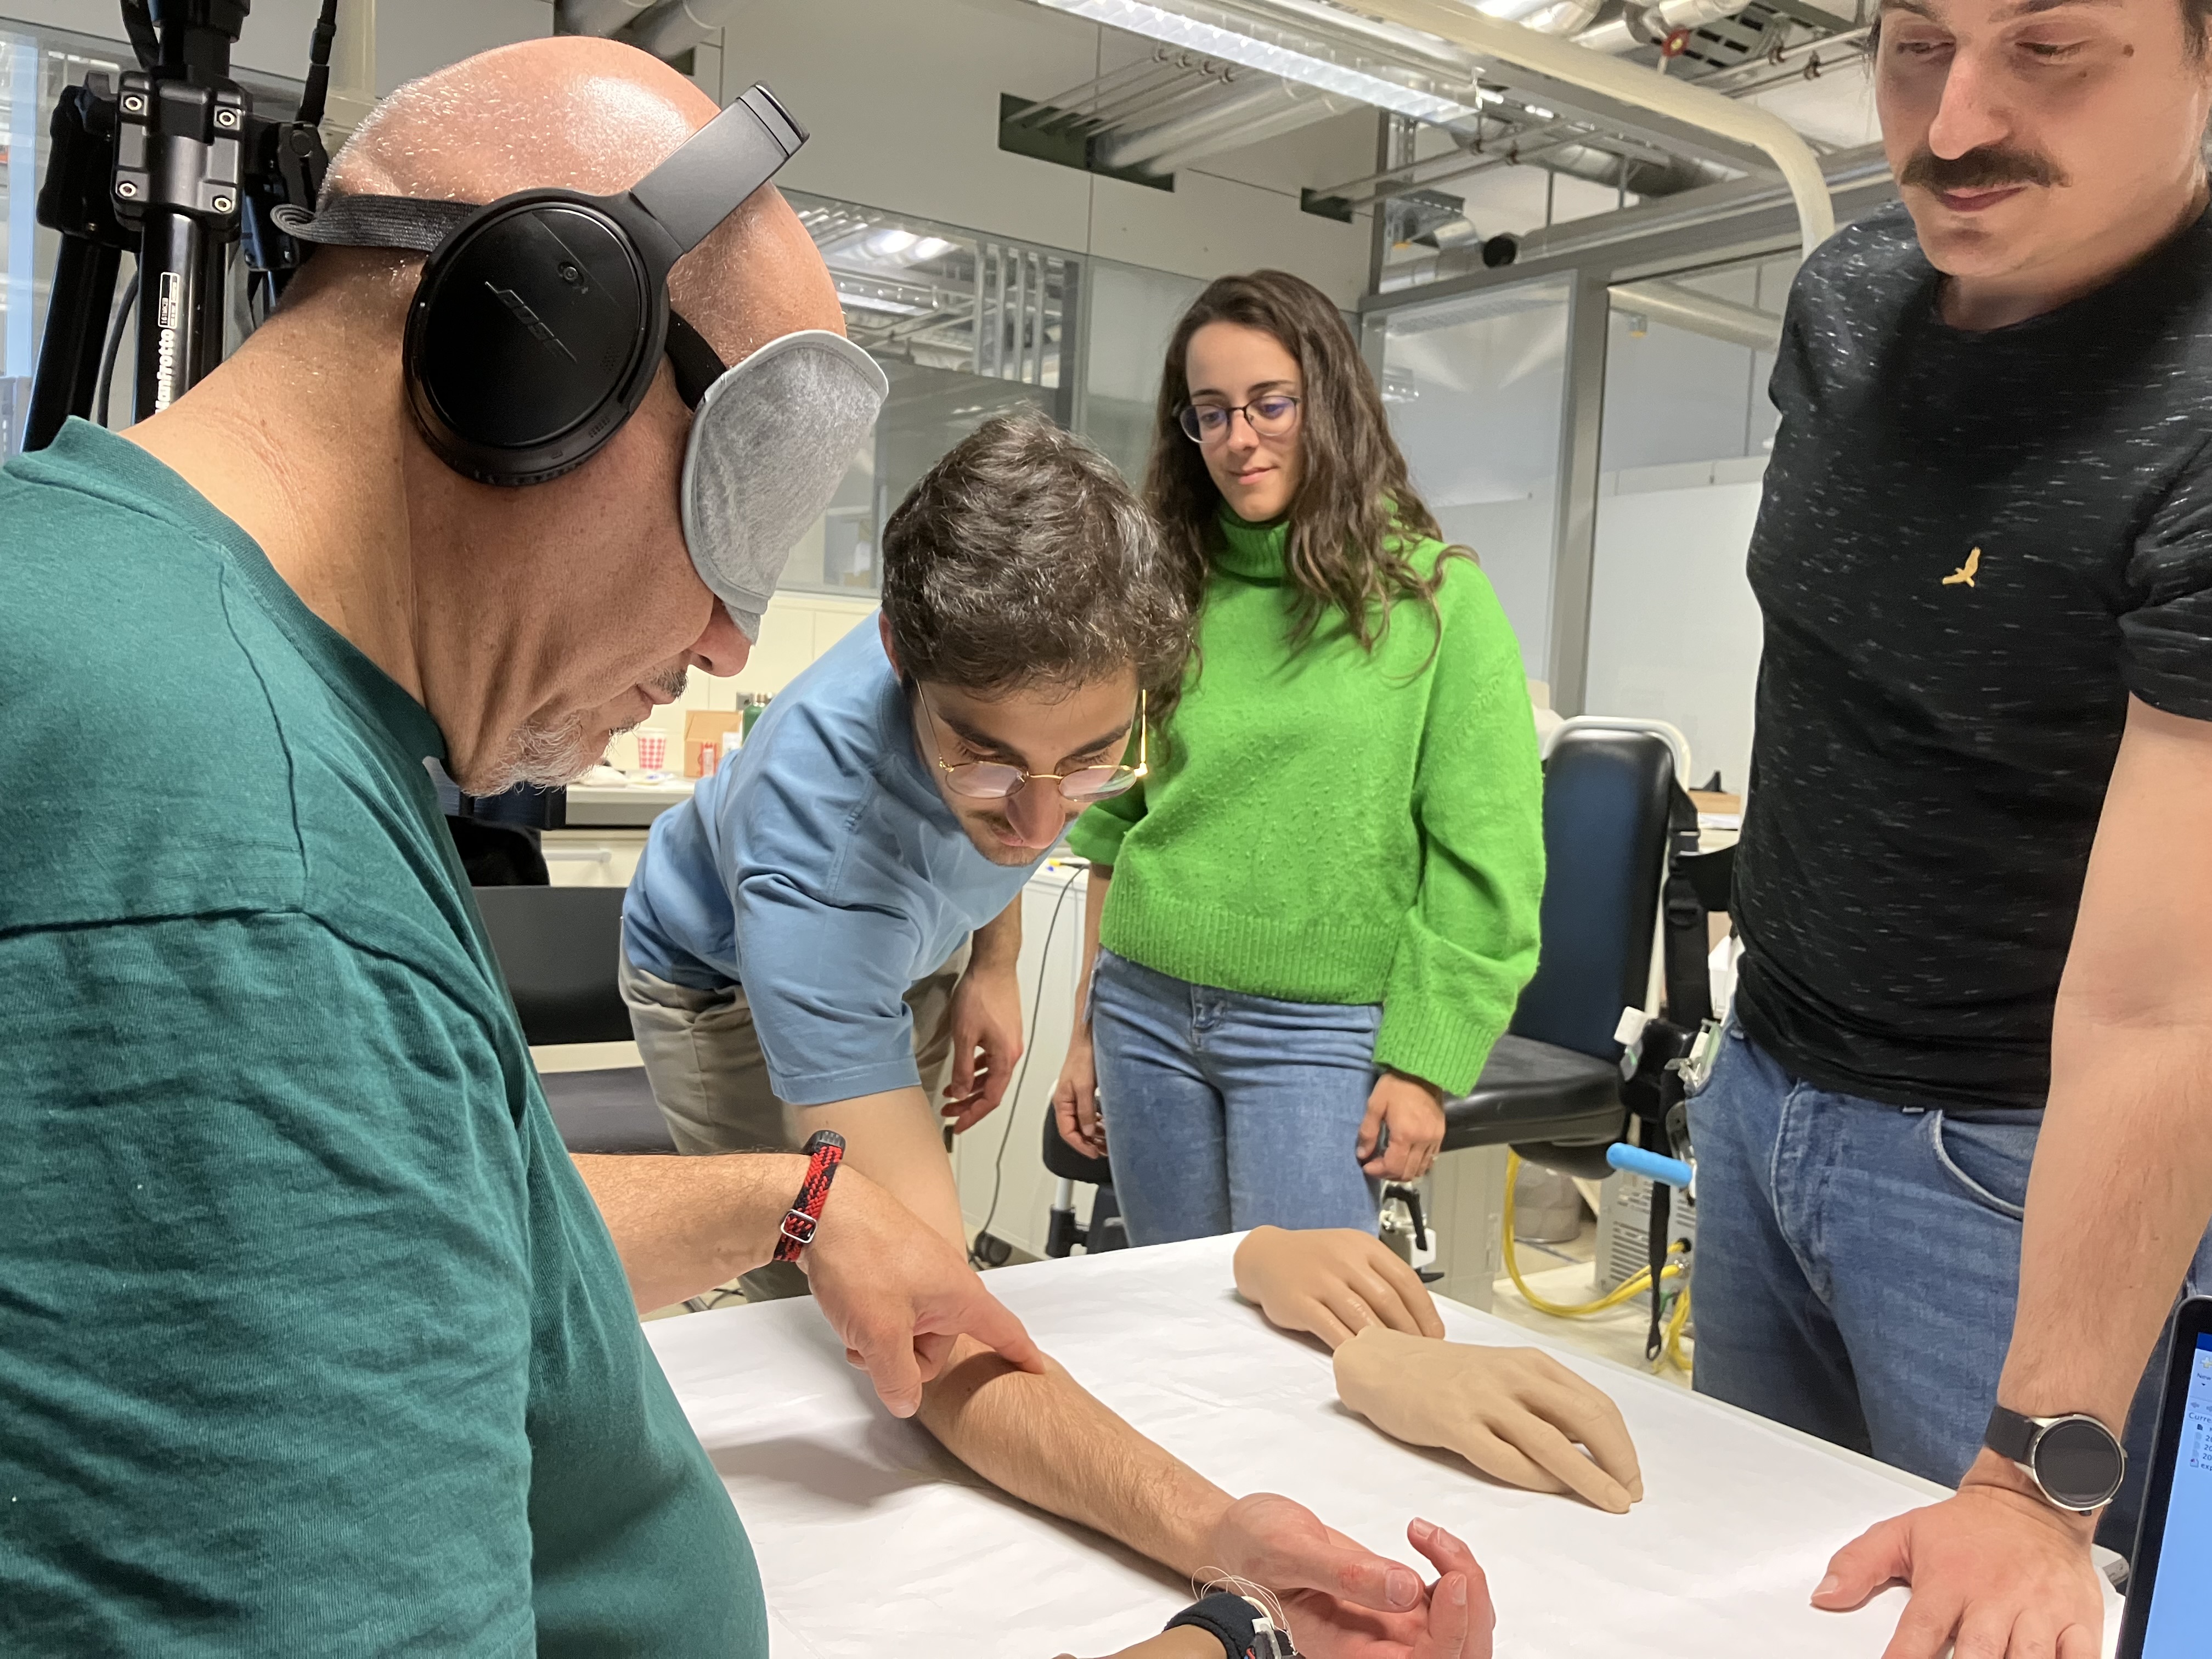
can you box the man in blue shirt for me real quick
[624,409,1183,1251]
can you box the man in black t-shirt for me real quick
[1691,0,2212,1653]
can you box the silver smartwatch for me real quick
[1983,1403,2126,1513]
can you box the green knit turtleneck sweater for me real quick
[1066,510,1544,1094]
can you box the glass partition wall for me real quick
[1375,275,1575,686]
[1584,252,1792,793]
[782,192,1077,596]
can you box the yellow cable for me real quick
[1502,1150,1681,1318]
[1660,1283,1693,1373]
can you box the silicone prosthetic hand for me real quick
[1232,1225,1447,1346]
[1233,1227,1643,1514]
[1333,1328,1643,1514]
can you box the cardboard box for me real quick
[681,709,747,779]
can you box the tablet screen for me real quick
[2140,1332,2212,1657]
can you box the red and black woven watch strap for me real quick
[772,1130,847,1263]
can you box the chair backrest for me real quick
[473,885,634,1046]
[1508,726,1677,1062]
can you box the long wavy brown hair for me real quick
[1144,268,1466,654]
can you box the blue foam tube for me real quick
[1607,1143,1694,1190]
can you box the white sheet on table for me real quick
[646,1234,2123,1658]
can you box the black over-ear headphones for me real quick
[274,83,805,486]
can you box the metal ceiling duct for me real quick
[1573,0,1757,55]
[1542,142,1733,195]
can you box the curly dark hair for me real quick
[881,407,1193,719]
[1144,268,1466,654]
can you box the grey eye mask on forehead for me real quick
[684,328,888,641]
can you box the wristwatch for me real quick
[1983,1403,2126,1513]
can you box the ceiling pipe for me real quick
[1505,139,1886,264]
[1102,78,1305,168]
[1327,0,1835,257]
[1610,278,1781,348]
[1146,83,1363,168]
[1087,66,1245,134]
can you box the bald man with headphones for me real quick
[0,37,1481,1658]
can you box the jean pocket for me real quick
[1929,1109,2035,1221]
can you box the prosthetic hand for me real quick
[1334,1326,1644,1514]
[1233,1226,1447,1346]
[1234,1228,1643,1513]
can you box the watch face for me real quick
[2035,1417,2125,1509]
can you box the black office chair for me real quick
[474,885,678,1155]
[1442,724,1688,1178]
[1041,1108,1127,1257]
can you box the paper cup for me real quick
[636,730,668,772]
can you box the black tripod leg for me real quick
[24,236,121,451]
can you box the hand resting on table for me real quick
[1234,1227,1644,1513]
[1063,1513,1493,1659]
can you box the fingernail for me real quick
[1449,1576,1468,1606]
[1409,1517,1435,1542]
[1814,1573,1840,1600]
[1387,1568,1421,1609]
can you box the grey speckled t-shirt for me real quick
[1733,199,2212,1113]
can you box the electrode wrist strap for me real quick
[1163,1592,1266,1658]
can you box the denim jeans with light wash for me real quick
[1688,1018,2212,1555]
[1088,949,1383,1247]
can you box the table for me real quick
[646,1235,2123,1658]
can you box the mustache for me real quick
[646,664,691,702]
[1900,144,2067,194]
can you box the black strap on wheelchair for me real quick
[1661,786,1713,1034]
[1621,782,1717,1361]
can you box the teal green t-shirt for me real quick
[0,422,764,1655]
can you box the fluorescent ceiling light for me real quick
[1034,0,1482,123]
[836,286,933,317]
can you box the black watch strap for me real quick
[1984,1402,2038,1464]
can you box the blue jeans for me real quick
[1089,949,1382,1246]
[1689,1020,2212,1554]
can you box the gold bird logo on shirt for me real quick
[1943,547,1982,588]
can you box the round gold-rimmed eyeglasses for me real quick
[920,690,1149,804]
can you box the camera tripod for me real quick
[23,0,340,449]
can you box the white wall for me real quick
[1584,475,1766,794]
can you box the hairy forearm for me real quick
[971,895,1023,972]
[573,1151,806,1312]
[1998,699,2212,1440]
[2001,1013,2212,1426]
[919,1334,1232,1577]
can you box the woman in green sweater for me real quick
[1053,269,1545,1245]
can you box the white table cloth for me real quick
[646,1234,2122,1657]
